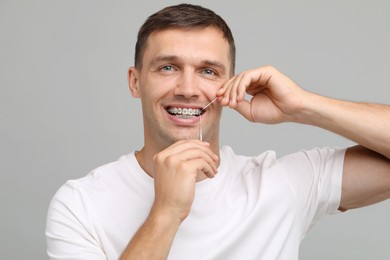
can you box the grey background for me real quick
[1,0,389,259]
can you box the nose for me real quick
[173,70,200,99]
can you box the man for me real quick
[46,4,390,260]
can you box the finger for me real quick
[246,85,267,96]
[248,66,274,86]
[238,70,266,96]
[230,72,252,108]
[235,71,259,103]
[219,70,261,108]
[226,74,243,108]
[217,77,236,106]
[173,147,219,174]
[158,140,213,160]
[217,75,241,108]
[195,159,217,178]
[170,158,216,179]
[157,141,219,172]
[177,141,219,163]
[233,99,255,122]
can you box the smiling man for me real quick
[46,4,390,260]
[128,26,227,182]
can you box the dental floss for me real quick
[199,114,203,141]
[201,97,217,112]
[199,97,217,141]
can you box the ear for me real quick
[128,67,141,98]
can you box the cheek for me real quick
[139,76,170,99]
[199,79,224,98]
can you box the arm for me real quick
[299,92,390,159]
[120,140,218,259]
[120,209,181,260]
[46,183,107,259]
[217,65,390,211]
[300,94,390,210]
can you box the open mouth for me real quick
[166,106,204,119]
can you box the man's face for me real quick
[132,27,231,148]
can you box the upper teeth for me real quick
[168,107,202,116]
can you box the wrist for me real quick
[121,205,182,260]
[290,91,330,126]
[148,205,184,230]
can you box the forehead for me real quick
[142,27,231,71]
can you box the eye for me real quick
[160,65,175,72]
[202,68,217,76]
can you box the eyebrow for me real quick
[149,55,227,74]
[201,60,227,74]
[149,55,179,67]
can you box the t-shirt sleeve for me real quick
[45,181,106,260]
[278,147,346,236]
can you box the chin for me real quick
[165,130,200,143]
[174,133,200,141]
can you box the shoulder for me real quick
[77,152,137,187]
[49,153,137,206]
[220,145,346,174]
[220,145,277,166]
[221,145,292,173]
[277,147,346,172]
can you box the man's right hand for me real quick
[121,140,218,260]
[152,139,219,222]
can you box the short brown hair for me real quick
[134,4,236,74]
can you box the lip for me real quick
[165,103,203,110]
[163,103,206,126]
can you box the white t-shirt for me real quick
[46,146,345,260]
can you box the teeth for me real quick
[167,107,202,116]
